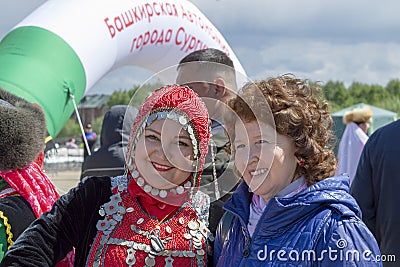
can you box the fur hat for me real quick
[343,105,373,124]
[0,88,47,171]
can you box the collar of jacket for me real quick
[223,175,360,237]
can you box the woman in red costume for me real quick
[1,84,212,267]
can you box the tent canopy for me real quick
[331,103,397,152]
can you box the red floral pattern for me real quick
[87,187,207,267]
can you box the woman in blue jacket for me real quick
[214,75,382,266]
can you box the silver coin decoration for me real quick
[144,255,156,267]
[176,186,184,195]
[188,220,200,230]
[144,185,152,193]
[137,177,145,186]
[159,190,167,198]
[179,116,188,125]
[131,170,139,178]
[151,187,160,196]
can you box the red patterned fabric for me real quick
[0,153,75,267]
[87,187,207,267]
[0,160,59,218]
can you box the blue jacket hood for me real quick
[224,175,361,235]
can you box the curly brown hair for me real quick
[227,75,337,186]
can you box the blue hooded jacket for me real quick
[214,175,382,266]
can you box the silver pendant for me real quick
[144,255,156,267]
[125,248,136,266]
[149,228,165,253]
[98,208,105,216]
[165,256,174,267]
[188,220,200,230]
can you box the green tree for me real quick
[107,83,164,109]
[57,118,80,138]
[367,84,389,104]
[386,79,400,96]
[321,81,348,112]
[107,88,137,108]
[347,82,369,105]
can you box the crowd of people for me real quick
[0,48,397,266]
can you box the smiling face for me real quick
[134,118,194,190]
[234,120,298,202]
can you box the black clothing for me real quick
[0,196,36,243]
[351,120,400,266]
[0,176,111,267]
[81,105,137,180]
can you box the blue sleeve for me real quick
[213,213,224,266]
[315,218,382,266]
[350,140,376,235]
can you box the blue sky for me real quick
[1,0,400,95]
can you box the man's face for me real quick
[176,64,215,98]
[177,63,223,119]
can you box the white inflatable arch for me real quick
[0,0,245,136]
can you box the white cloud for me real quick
[1,0,400,94]
[246,40,400,86]
[189,0,400,86]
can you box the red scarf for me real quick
[0,152,74,267]
[127,175,191,221]
[0,153,59,218]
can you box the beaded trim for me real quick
[130,169,192,199]
[0,211,14,249]
[209,134,220,199]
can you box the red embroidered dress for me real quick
[87,180,210,267]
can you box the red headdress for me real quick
[125,85,210,217]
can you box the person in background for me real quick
[0,85,214,267]
[336,105,372,184]
[0,88,74,266]
[82,123,97,160]
[176,49,241,249]
[213,75,381,266]
[351,119,400,266]
[65,138,78,149]
[80,105,138,180]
